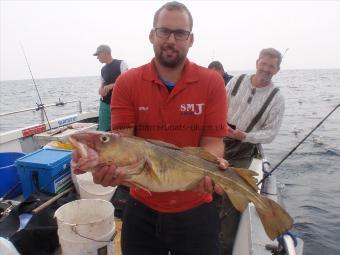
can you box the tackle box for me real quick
[15,148,72,198]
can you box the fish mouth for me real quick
[69,136,99,171]
[69,136,88,158]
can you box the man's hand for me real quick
[227,126,246,141]
[92,165,127,187]
[99,83,115,97]
[193,157,229,195]
[71,147,127,187]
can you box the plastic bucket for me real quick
[77,172,116,201]
[57,226,115,255]
[0,152,25,198]
[55,199,115,255]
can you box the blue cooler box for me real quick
[15,149,72,198]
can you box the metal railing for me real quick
[282,234,297,255]
[257,144,301,255]
[0,100,83,123]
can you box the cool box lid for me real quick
[15,148,72,168]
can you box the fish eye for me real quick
[100,135,110,143]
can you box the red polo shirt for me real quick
[111,59,228,212]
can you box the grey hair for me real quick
[153,1,193,31]
[259,48,282,67]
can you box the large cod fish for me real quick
[69,131,293,240]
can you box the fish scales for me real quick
[69,131,294,240]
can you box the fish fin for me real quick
[132,183,152,196]
[144,159,162,185]
[146,139,181,150]
[183,179,202,191]
[120,159,146,176]
[224,188,250,212]
[181,147,218,162]
[255,196,294,240]
[232,167,259,191]
[123,159,153,195]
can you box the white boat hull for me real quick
[0,111,98,153]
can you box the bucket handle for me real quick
[71,225,117,243]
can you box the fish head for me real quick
[69,131,141,170]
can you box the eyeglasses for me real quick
[247,87,256,104]
[154,27,191,41]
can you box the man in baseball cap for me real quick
[93,44,111,56]
[93,44,128,131]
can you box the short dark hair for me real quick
[259,48,282,67]
[208,61,224,72]
[153,1,193,31]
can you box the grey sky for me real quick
[1,1,340,81]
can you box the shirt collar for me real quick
[142,58,198,85]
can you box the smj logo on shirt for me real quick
[180,103,204,115]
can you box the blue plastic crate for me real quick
[15,148,72,198]
[0,152,25,198]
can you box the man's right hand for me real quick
[72,148,128,187]
[227,126,245,141]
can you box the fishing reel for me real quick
[0,201,16,223]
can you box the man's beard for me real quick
[156,45,186,68]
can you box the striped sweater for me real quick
[226,74,285,144]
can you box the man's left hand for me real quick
[193,157,229,195]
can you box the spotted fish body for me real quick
[69,131,293,240]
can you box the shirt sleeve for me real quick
[120,61,129,73]
[202,73,228,137]
[226,76,236,91]
[244,94,285,143]
[110,74,135,129]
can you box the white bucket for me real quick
[71,170,80,194]
[58,227,115,255]
[77,172,116,201]
[54,199,115,255]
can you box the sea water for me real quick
[1,69,340,255]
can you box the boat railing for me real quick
[282,234,297,255]
[257,144,302,255]
[256,144,271,172]
[0,100,83,122]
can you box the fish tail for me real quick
[255,196,294,240]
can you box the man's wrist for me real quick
[239,131,246,141]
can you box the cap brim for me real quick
[93,52,98,56]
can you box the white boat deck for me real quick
[233,157,304,255]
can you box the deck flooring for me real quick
[114,219,122,255]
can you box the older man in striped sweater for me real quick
[217,48,285,255]
[225,48,285,168]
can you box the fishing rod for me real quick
[258,103,340,185]
[282,48,289,59]
[20,43,52,131]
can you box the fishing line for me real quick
[20,43,52,130]
[258,103,340,185]
[282,48,289,59]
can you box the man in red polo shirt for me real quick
[90,2,228,254]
